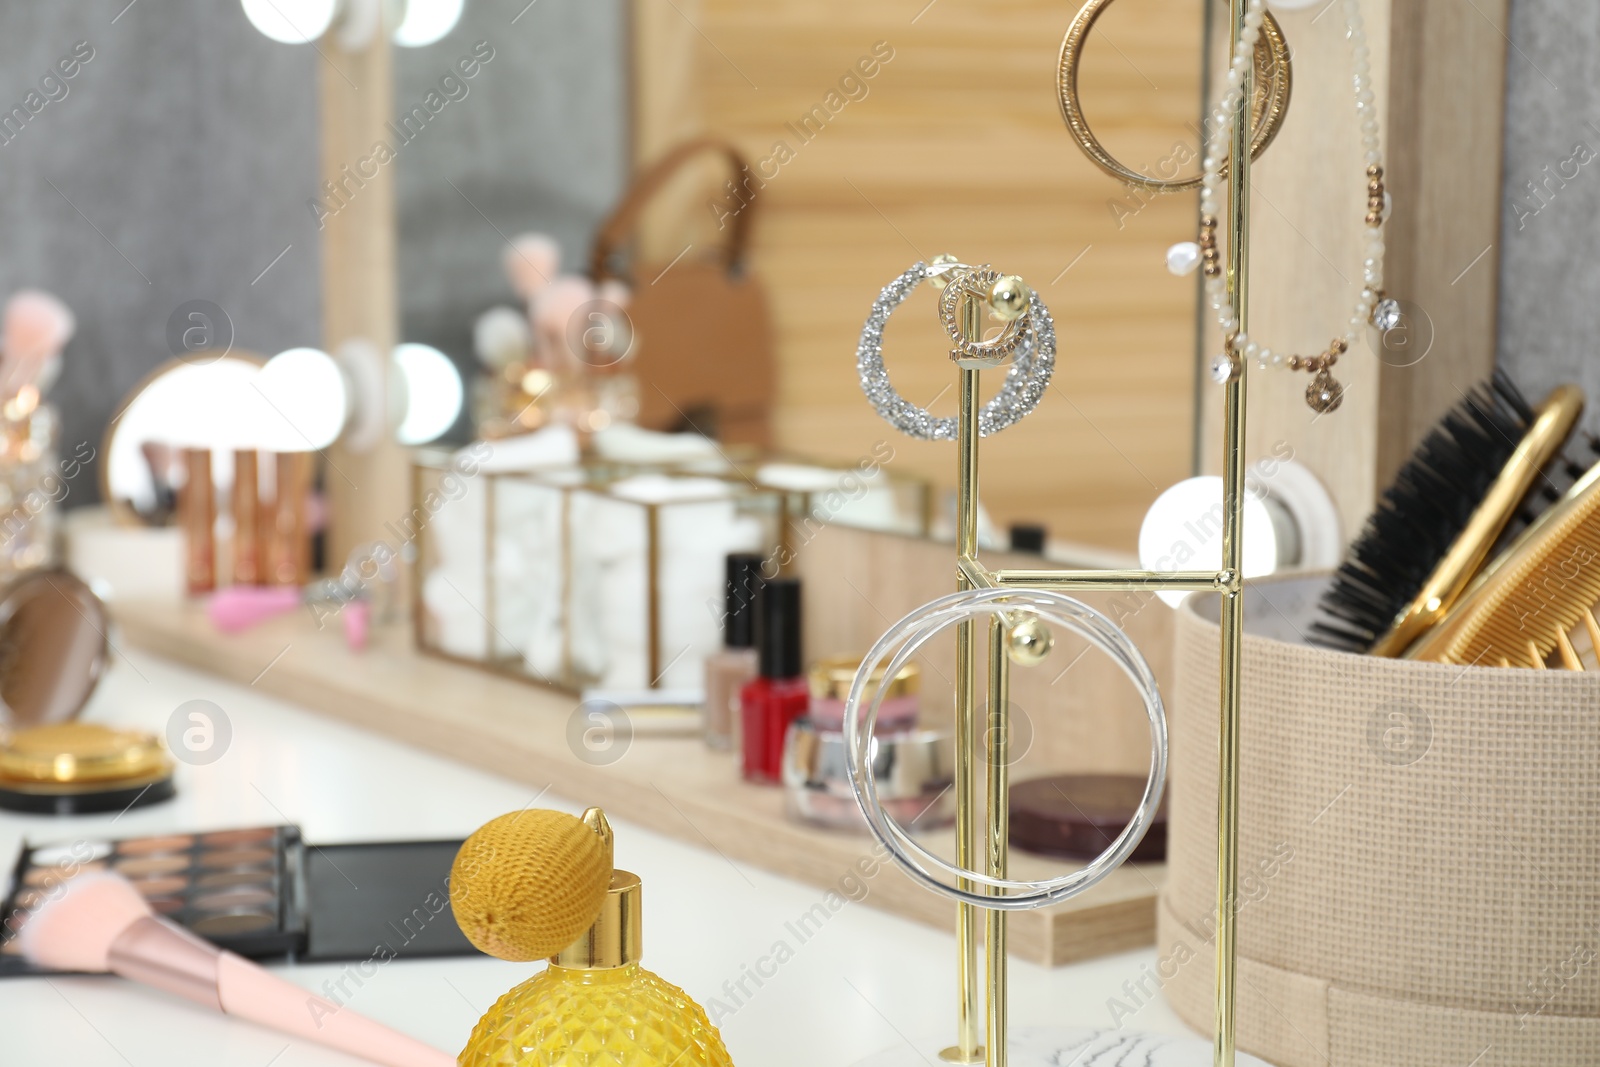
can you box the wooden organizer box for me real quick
[113,524,1174,966]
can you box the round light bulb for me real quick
[393,342,463,444]
[393,0,465,46]
[107,359,264,512]
[240,0,339,44]
[1138,476,1280,608]
[258,347,348,451]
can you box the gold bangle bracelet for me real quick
[1058,0,1292,191]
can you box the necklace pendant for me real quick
[1371,296,1402,331]
[1306,368,1344,413]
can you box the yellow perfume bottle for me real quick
[456,809,735,1067]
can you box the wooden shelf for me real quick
[112,598,1161,967]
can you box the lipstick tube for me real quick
[231,450,262,585]
[180,448,215,595]
[267,451,312,586]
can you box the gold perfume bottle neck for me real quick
[550,869,642,969]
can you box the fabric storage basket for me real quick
[1158,573,1598,1067]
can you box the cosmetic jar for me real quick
[0,722,175,814]
[781,718,954,831]
[1008,773,1167,862]
[807,656,919,732]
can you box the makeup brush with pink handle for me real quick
[207,585,372,650]
[207,585,306,631]
[1,289,75,398]
[21,873,455,1067]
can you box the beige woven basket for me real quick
[1158,574,1599,1066]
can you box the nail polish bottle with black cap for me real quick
[739,576,807,784]
[703,553,763,750]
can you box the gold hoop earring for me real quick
[1057,0,1292,191]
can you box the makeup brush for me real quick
[1,289,75,399]
[532,276,598,366]
[1407,456,1600,668]
[473,305,532,370]
[208,582,375,651]
[139,441,179,523]
[449,808,613,962]
[19,872,453,1067]
[1311,374,1585,654]
[207,585,311,631]
[504,233,561,301]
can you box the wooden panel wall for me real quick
[794,523,1173,777]
[1196,0,1507,531]
[631,0,1206,551]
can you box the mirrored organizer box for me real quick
[410,444,932,692]
[0,826,480,976]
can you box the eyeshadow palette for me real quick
[0,825,480,977]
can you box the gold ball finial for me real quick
[988,275,1031,321]
[928,253,960,291]
[1006,616,1054,666]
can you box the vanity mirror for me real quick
[101,344,463,529]
[101,352,267,527]
[379,0,1214,558]
[0,569,107,727]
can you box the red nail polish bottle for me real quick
[740,577,806,784]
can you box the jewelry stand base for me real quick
[852,1026,1272,1067]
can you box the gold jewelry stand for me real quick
[936,3,1256,1064]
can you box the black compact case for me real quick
[0,825,480,977]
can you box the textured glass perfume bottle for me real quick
[457,810,735,1067]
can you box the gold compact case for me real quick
[0,722,176,815]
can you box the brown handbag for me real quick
[589,138,775,447]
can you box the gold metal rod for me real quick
[958,557,994,589]
[646,503,662,686]
[944,360,984,1065]
[984,617,1011,1067]
[1214,0,1252,1059]
[991,568,1229,592]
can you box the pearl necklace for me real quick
[1169,0,1398,413]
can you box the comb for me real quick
[1407,458,1600,668]
[1312,378,1583,655]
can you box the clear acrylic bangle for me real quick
[843,587,1168,911]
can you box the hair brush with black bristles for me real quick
[1311,372,1589,655]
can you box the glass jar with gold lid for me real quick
[807,655,919,733]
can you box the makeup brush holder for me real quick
[1160,573,1600,1067]
[0,403,61,583]
[412,455,781,692]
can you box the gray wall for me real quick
[394,0,629,436]
[0,2,322,504]
[37,0,1589,483]
[1497,1,1600,442]
[1,0,628,500]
